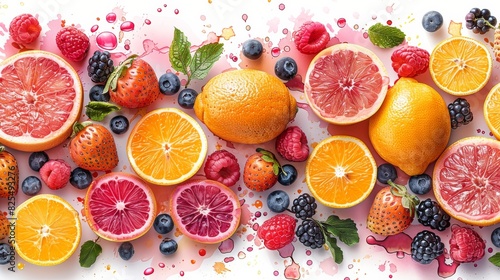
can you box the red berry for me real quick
[275,126,309,162]
[449,225,485,263]
[391,46,430,78]
[56,26,90,62]
[9,13,42,44]
[204,150,241,187]
[294,21,330,54]
[39,159,71,190]
[257,214,296,250]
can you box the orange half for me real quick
[484,83,500,139]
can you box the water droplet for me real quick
[242,14,248,22]
[337,18,346,28]
[106,12,117,23]
[158,262,165,268]
[96,31,118,50]
[157,8,162,12]
[120,21,135,32]
[174,9,179,14]
[144,267,154,275]
[279,3,285,10]
[91,25,99,32]
[271,47,281,57]
[144,19,151,25]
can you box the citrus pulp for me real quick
[484,83,500,140]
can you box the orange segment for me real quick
[14,194,81,266]
[127,108,208,186]
[484,83,500,139]
[429,36,492,96]
[305,135,376,208]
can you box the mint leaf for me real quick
[85,101,121,121]
[169,27,191,75]
[189,43,224,80]
[79,240,102,268]
[489,253,500,267]
[324,234,343,264]
[321,215,359,246]
[367,23,406,48]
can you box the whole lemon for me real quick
[194,69,297,144]
[368,78,451,176]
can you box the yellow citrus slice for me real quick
[127,108,208,186]
[484,83,500,139]
[14,194,81,266]
[305,135,377,208]
[429,36,492,96]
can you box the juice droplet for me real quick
[157,8,162,12]
[242,14,248,22]
[180,271,185,276]
[144,267,154,275]
[387,20,393,25]
[120,21,135,32]
[174,9,179,14]
[199,248,206,256]
[17,262,24,270]
[254,200,263,209]
[271,47,281,57]
[158,262,165,268]
[366,233,412,259]
[337,18,346,28]
[145,19,151,25]
[238,251,246,259]
[164,4,167,7]
[274,270,279,276]
[436,254,460,278]
[284,261,301,279]
[279,3,285,10]
[307,260,313,266]
[96,31,118,50]
[91,25,99,32]
[106,12,117,23]
[224,257,234,263]
[190,259,196,264]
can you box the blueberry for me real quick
[178,88,198,109]
[377,163,397,184]
[159,238,178,255]
[242,39,263,60]
[408,174,432,195]
[422,11,443,32]
[159,73,181,95]
[153,213,174,234]
[491,227,500,248]
[278,164,298,186]
[89,84,110,102]
[0,243,13,265]
[274,57,298,81]
[267,190,290,213]
[69,167,93,190]
[109,115,129,134]
[21,176,42,196]
[118,242,134,261]
[28,151,49,171]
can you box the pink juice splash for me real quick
[120,21,135,32]
[366,233,412,259]
[106,12,117,23]
[144,267,154,275]
[436,254,460,278]
[90,25,99,32]
[96,31,118,50]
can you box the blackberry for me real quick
[411,230,445,264]
[295,220,325,249]
[291,193,317,220]
[87,50,114,83]
[448,98,473,129]
[416,199,451,231]
[465,8,497,34]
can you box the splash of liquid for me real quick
[218,238,234,253]
[90,25,99,32]
[337,18,347,28]
[436,254,460,278]
[96,31,118,50]
[144,267,154,275]
[284,260,301,280]
[366,233,412,258]
[106,12,117,23]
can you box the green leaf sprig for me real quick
[85,101,121,121]
[489,252,500,267]
[79,237,102,268]
[169,27,224,87]
[367,23,406,48]
[315,215,359,264]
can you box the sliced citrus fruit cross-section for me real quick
[429,36,492,96]
[484,83,500,139]
[14,194,82,266]
[305,135,377,208]
[127,108,208,186]
[304,43,389,125]
[170,179,241,244]
[84,172,156,242]
[0,50,83,152]
[433,136,500,226]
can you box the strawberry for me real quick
[243,148,280,192]
[0,213,8,240]
[104,55,160,109]
[367,181,419,236]
[257,214,297,250]
[0,146,18,198]
[69,122,119,171]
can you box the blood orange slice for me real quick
[0,50,83,152]
[433,137,500,226]
[304,43,389,125]
[84,172,157,241]
[170,179,241,244]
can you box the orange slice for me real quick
[127,108,208,186]
[305,135,377,208]
[14,194,81,266]
[484,83,500,139]
[429,36,492,96]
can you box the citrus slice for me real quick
[484,83,500,139]
[304,43,389,125]
[14,194,81,266]
[305,135,377,208]
[433,137,500,226]
[127,108,208,186]
[429,36,492,96]
[84,172,156,241]
[170,179,241,244]
[0,50,83,152]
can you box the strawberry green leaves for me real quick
[256,147,281,175]
[489,252,500,267]
[169,27,223,87]
[368,23,406,48]
[85,101,120,121]
[317,215,359,264]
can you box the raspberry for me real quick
[296,219,325,249]
[204,150,240,187]
[449,225,485,263]
[391,46,430,77]
[39,159,71,190]
[257,214,296,250]
[275,126,309,162]
[291,193,317,220]
[56,26,90,62]
[416,199,451,231]
[87,50,114,83]
[294,21,330,54]
[411,230,445,264]
[9,13,42,45]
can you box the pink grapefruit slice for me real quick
[84,172,157,241]
[0,50,83,152]
[304,43,389,125]
[433,136,500,226]
[170,179,241,244]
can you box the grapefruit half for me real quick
[0,50,83,152]
[170,179,241,244]
[304,43,389,125]
[433,137,500,226]
[84,172,157,241]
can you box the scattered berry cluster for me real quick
[465,8,498,34]
[448,98,473,129]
